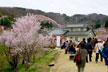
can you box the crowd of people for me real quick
[61,37,108,72]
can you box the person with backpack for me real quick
[102,41,108,72]
[74,42,88,72]
[94,39,103,63]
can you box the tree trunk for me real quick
[9,55,19,71]
[33,52,35,62]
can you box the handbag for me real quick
[100,48,103,53]
[76,49,81,63]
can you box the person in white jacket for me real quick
[95,39,103,63]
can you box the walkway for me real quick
[51,48,107,72]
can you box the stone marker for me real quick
[48,62,55,67]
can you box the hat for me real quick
[98,39,102,42]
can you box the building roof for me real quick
[50,29,95,36]
[64,30,92,36]
[50,28,66,36]
[65,24,88,28]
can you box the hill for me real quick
[0,7,108,27]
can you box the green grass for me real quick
[19,49,59,72]
[0,49,59,72]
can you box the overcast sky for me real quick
[0,0,108,16]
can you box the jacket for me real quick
[74,48,88,67]
[102,46,108,65]
[85,43,92,52]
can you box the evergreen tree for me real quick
[0,16,13,27]
[40,22,53,29]
[105,20,108,28]
[95,23,101,29]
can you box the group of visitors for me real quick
[61,37,108,72]
[61,40,76,54]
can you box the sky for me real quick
[0,0,108,16]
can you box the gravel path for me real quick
[51,48,107,72]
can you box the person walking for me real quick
[85,38,93,62]
[61,41,66,49]
[77,38,86,49]
[93,38,98,49]
[74,42,88,72]
[95,39,103,63]
[102,42,108,72]
[65,40,69,54]
[82,38,86,44]
[61,40,69,49]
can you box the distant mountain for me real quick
[0,7,108,27]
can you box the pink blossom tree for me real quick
[96,34,108,41]
[0,13,57,70]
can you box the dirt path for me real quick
[51,48,107,72]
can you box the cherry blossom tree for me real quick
[96,34,108,41]
[0,13,57,70]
